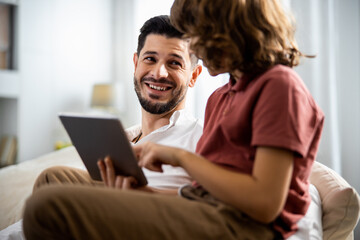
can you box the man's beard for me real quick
[134,77,187,114]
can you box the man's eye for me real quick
[144,57,156,62]
[170,61,181,67]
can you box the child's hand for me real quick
[133,142,183,172]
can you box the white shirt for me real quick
[126,109,203,189]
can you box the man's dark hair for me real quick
[137,15,184,55]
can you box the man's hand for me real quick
[97,156,138,189]
[97,156,179,195]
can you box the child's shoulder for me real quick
[264,65,299,79]
[258,65,303,88]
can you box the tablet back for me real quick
[59,114,147,186]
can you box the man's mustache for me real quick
[141,77,176,87]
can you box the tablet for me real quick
[59,113,147,186]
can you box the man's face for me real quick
[133,34,197,114]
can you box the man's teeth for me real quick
[149,84,167,91]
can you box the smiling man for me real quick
[95,25,203,190]
[131,17,201,139]
[31,15,203,192]
[134,35,193,115]
[108,15,203,190]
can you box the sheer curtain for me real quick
[288,0,360,190]
[288,0,360,236]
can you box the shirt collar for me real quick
[126,109,188,140]
[157,109,185,132]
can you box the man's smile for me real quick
[143,78,175,95]
[146,83,172,91]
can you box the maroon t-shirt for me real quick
[196,65,324,238]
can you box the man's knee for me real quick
[23,186,66,239]
[33,166,92,192]
[33,166,67,191]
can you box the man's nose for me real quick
[152,63,168,79]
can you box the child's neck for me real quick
[231,70,243,82]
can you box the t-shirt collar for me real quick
[227,73,253,92]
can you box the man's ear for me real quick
[133,52,139,72]
[188,64,202,88]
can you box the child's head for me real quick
[171,0,302,75]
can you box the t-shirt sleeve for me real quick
[251,70,321,157]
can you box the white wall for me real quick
[17,0,113,161]
[112,0,138,128]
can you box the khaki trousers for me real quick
[23,166,276,240]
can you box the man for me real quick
[0,15,202,239]
[32,14,203,192]
[96,15,202,192]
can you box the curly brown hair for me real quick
[170,0,305,75]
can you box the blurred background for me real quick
[0,0,359,235]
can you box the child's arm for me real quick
[135,143,293,223]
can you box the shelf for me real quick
[0,0,18,5]
[0,70,19,98]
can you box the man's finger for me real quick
[122,176,137,189]
[115,176,123,189]
[105,156,115,187]
[97,159,108,186]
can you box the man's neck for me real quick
[140,107,182,137]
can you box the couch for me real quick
[0,146,359,239]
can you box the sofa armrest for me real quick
[310,161,360,240]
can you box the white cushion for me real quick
[0,220,24,240]
[287,184,323,240]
